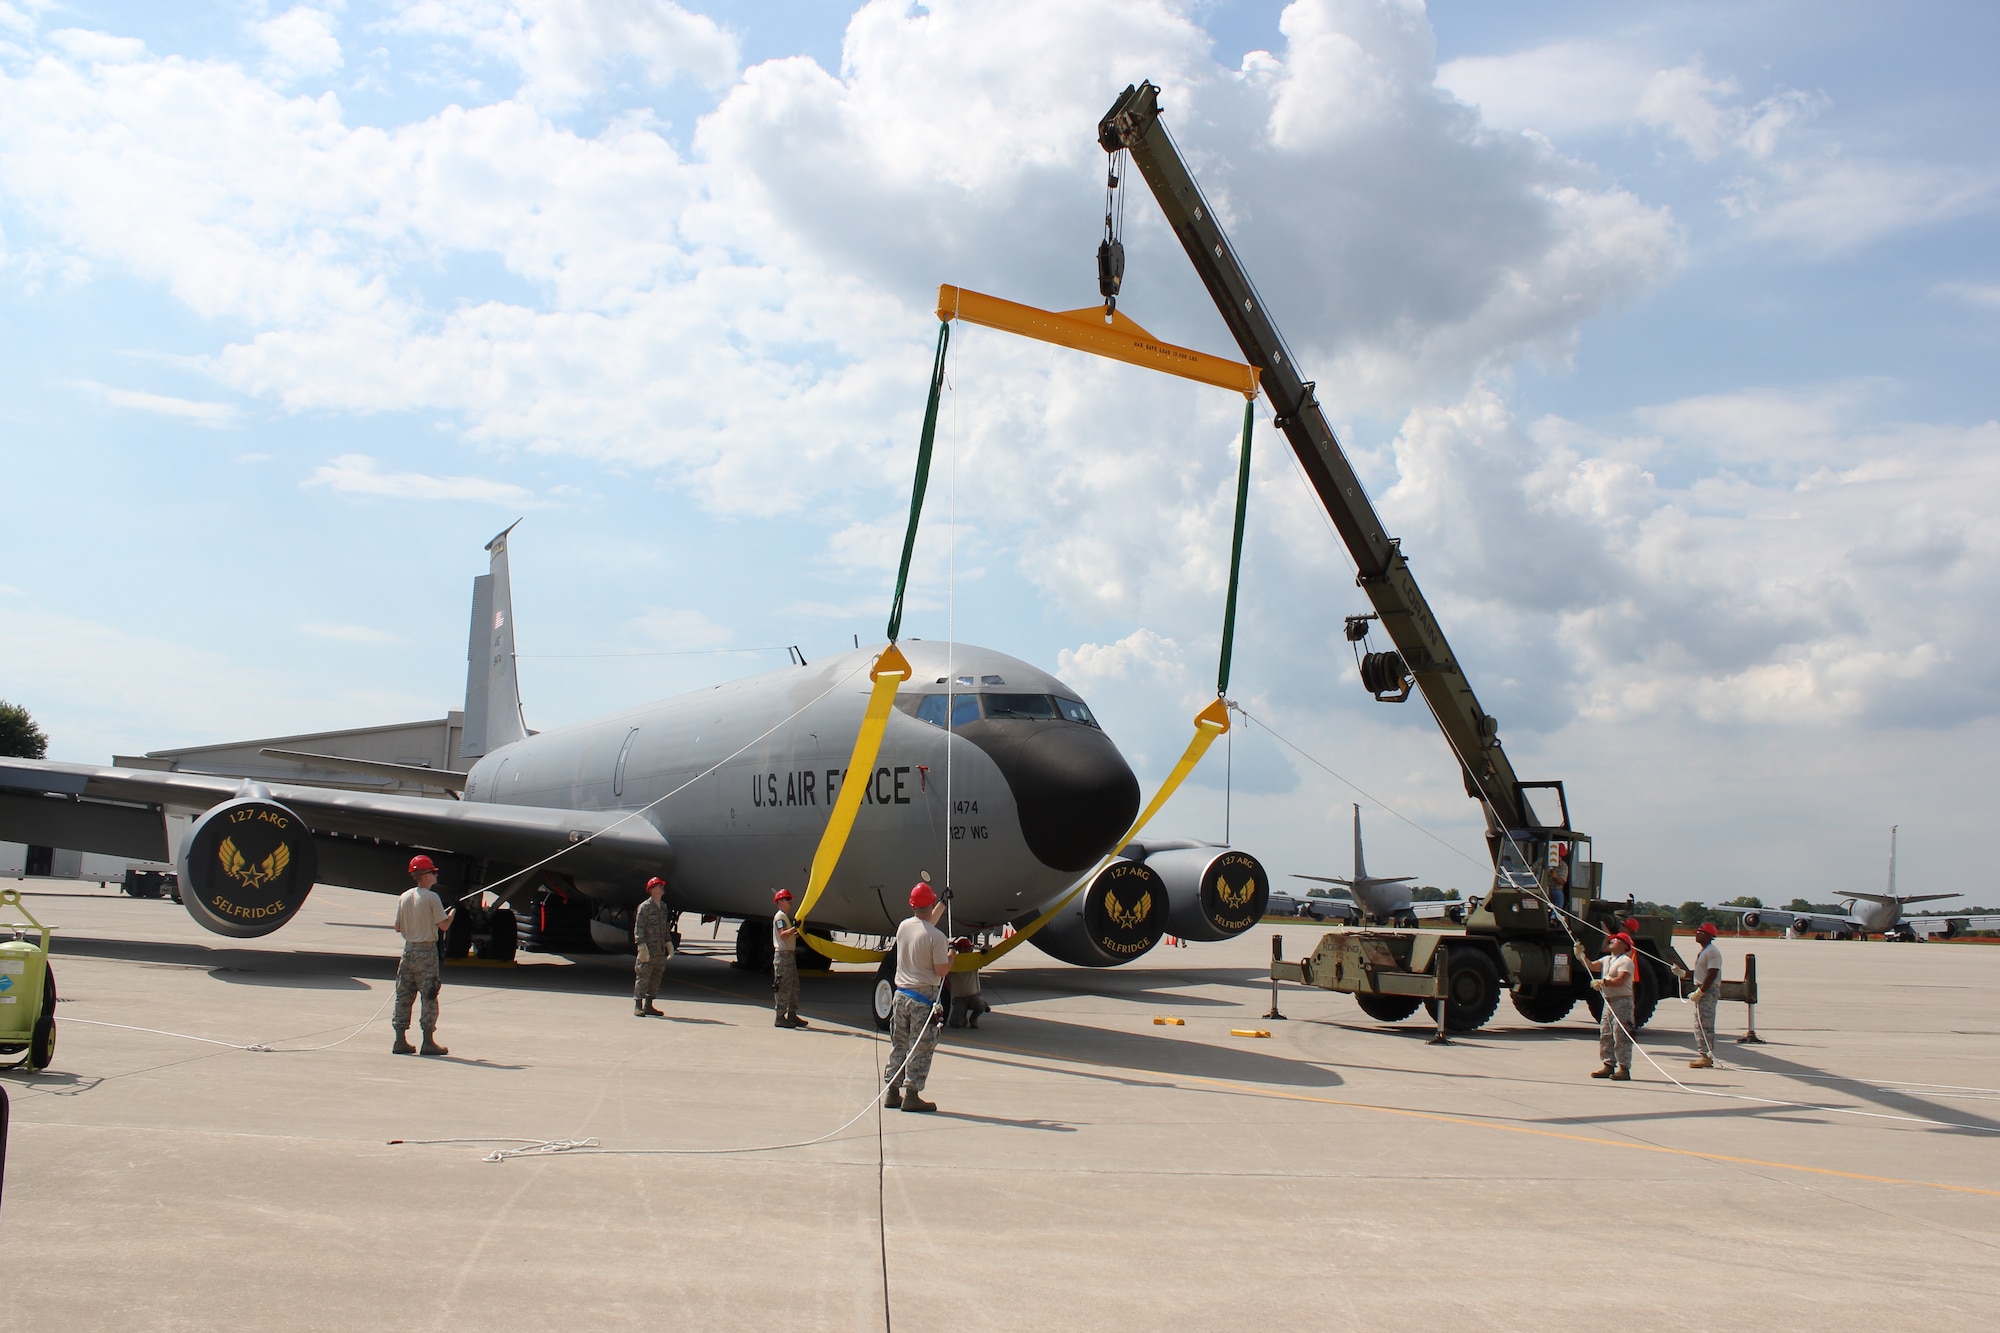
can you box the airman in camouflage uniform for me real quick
[633,876,673,1016]
[771,888,806,1028]
[392,855,452,1056]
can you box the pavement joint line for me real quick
[966,1037,2000,1199]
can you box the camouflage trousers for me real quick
[634,955,667,1006]
[1692,991,1720,1058]
[771,960,800,1022]
[884,992,941,1093]
[394,941,442,1034]
[1597,993,1634,1071]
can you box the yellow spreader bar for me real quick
[952,697,1230,972]
[795,646,910,964]
[937,286,1260,399]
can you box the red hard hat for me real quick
[408,855,437,875]
[909,882,938,909]
[646,877,666,891]
[773,888,794,901]
[1695,922,1718,937]
[1610,931,1635,951]
[1622,917,1641,935]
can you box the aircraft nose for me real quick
[962,723,1141,873]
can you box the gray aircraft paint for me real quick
[465,640,1098,935]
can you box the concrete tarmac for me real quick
[2,879,1996,1331]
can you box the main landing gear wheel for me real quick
[1510,990,1577,1024]
[1355,993,1424,1023]
[476,905,518,963]
[871,956,951,1032]
[1422,949,1502,1032]
[872,956,896,1031]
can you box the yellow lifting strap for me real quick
[937,285,1260,399]
[793,645,910,963]
[950,697,1230,972]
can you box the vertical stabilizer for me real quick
[1352,803,1366,880]
[1888,824,1898,898]
[460,574,494,760]
[469,521,527,756]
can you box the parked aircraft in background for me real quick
[1289,804,1463,926]
[0,527,1270,1026]
[1717,826,1977,940]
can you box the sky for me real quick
[2,0,1996,909]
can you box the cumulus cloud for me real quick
[1372,386,2000,733]
[392,0,738,106]
[1444,41,1996,255]
[255,5,343,83]
[303,453,535,503]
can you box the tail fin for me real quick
[1352,804,1366,880]
[460,520,527,760]
[1887,824,1898,898]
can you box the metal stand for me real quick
[1263,932,1287,1021]
[1427,945,1453,1045]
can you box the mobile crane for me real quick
[1096,82,1759,1032]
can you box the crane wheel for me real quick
[1631,960,1663,1030]
[1355,993,1423,1023]
[1423,949,1502,1032]
[1510,990,1576,1024]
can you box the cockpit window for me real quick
[1056,697,1100,728]
[984,694,1060,720]
[913,694,983,729]
[905,692,1101,730]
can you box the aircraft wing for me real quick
[1709,904,1860,934]
[1293,873,1356,888]
[1909,915,2000,939]
[0,757,671,896]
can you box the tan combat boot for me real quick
[392,1031,416,1055]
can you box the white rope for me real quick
[398,997,949,1162]
[64,992,396,1054]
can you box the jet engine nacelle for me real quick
[176,796,320,938]
[1139,846,1269,942]
[1738,911,1763,930]
[1027,859,1169,967]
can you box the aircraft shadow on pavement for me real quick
[943,1010,1345,1091]
[208,966,368,991]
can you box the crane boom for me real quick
[1098,81,1540,841]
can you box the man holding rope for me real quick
[1687,922,1723,1069]
[391,855,452,1056]
[1586,932,1637,1082]
[884,881,953,1113]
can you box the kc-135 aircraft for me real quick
[1714,825,1987,941]
[1276,804,1461,926]
[0,528,1270,1023]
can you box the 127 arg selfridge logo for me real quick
[752,766,918,809]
